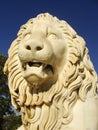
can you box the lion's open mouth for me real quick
[22,61,54,74]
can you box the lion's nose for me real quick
[25,40,43,52]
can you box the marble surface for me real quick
[4,13,98,130]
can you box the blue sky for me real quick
[0,0,98,73]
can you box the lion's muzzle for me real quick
[18,32,54,64]
[18,34,58,87]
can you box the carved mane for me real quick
[4,13,98,130]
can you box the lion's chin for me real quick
[24,74,57,90]
[24,74,46,89]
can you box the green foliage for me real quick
[2,115,22,130]
[0,53,22,130]
[0,53,12,117]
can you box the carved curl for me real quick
[4,13,98,130]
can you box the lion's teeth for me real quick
[27,62,42,67]
[33,63,42,67]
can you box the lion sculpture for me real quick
[4,13,98,130]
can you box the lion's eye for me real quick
[47,33,57,39]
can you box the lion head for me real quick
[4,13,98,130]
